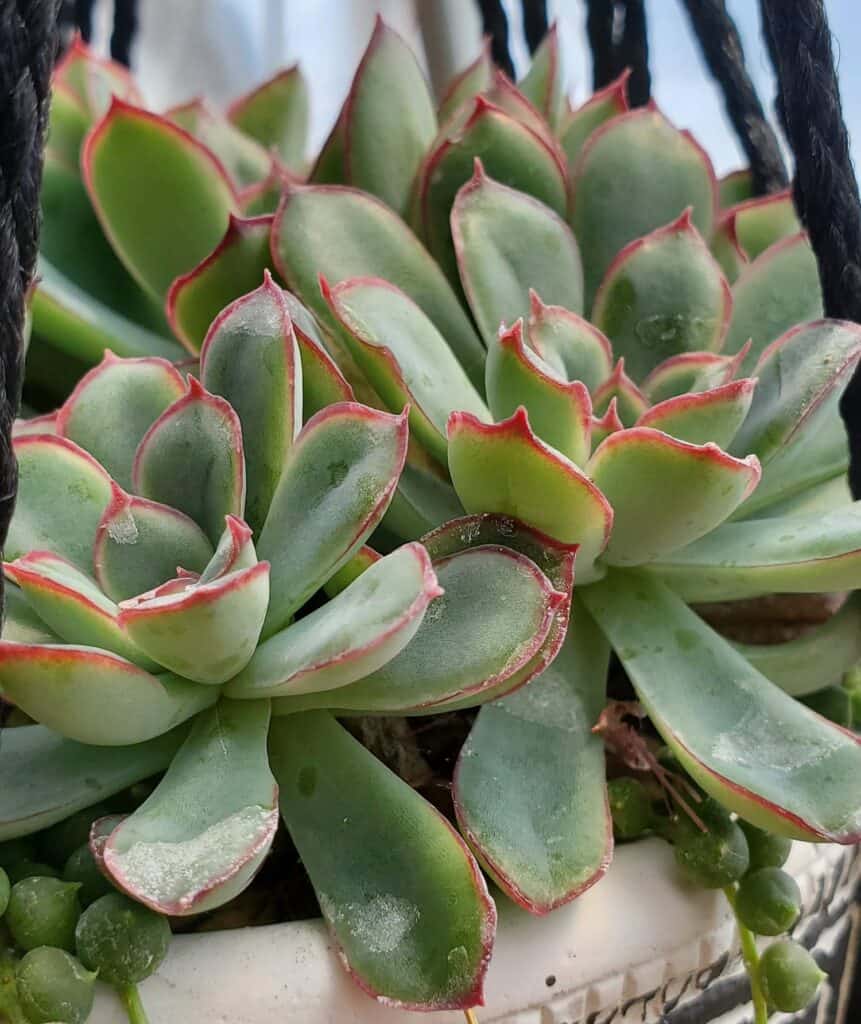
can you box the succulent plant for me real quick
[3,18,861,1020]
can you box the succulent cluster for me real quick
[2,20,861,1020]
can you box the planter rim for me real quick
[88,836,853,1023]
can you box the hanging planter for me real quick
[0,3,860,1024]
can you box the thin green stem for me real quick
[724,885,769,1024]
[119,984,151,1024]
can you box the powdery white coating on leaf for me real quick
[490,672,585,733]
[111,805,274,911]
[321,892,420,955]
[106,506,139,545]
[709,707,845,773]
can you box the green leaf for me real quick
[228,66,309,170]
[8,435,112,573]
[0,643,216,745]
[419,104,569,289]
[437,43,493,126]
[637,378,756,448]
[526,292,612,391]
[132,378,245,545]
[273,545,563,715]
[258,403,408,636]
[341,18,437,215]
[729,190,800,261]
[486,320,592,464]
[272,184,486,391]
[448,408,612,578]
[582,571,861,843]
[269,711,495,1010]
[226,542,441,698]
[200,275,302,532]
[166,213,274,352]
[2,584,61,645]
[379,460,465,543]
[485,69,559,145]
[559,70,629,168]
[4,552,156,669]
[103,700,278,914]
[323,276,489,465]
[729,320,861,516]
[650,504,861,601]
[166,99,271,190]
[454,597,611,912]
[94,485,214,602]
[591,359,649,427]
[518,25,564,129]
[55,352,186,489]
[570,107,717,308]
[83,99,238,298]
[730,596,861,698]
[591,210,731,381]
[588,427,760,566]
[641,346,747,403]
[46,84,91,167]
[718,168,755,208]
[452,163,583,347]
[0,725,183,841]
[723,234,823,368]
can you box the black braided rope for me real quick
[0,0,58,624]
[760,0,861,496]
[475,0,515,79]
[586,0,616,90]
[521,0,549,56]
[680,0,787,194]
[616,0,650,106]
[110,0,137,67]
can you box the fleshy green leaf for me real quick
[4,552,156,669]
[486,320,592,464]
[269,712,495,1010]
[723,233,823,367]
[641,346,747,403]
[589,427,760,565]
[322,544,380,598]
[0,643,216,745]
[258,403,408,635]
[448,408,612,578]
[228,65,309,170]
[46,84,91,167]
[518,24,564,128]
[454,597,611,912]
[437,42,493,126]
[8,435,112,572]
[559,70,629,168]
[103,700,278,914]
[485,69,559,146]
[582,571,861,843]
[82,99,238,298]
[452,162,583,347]
[226,542,441,698]
[166,99,271,190]
[55,352,185,489]
[570,107,716,307]
[272,183,486,390]
[200,275,302,532]
[2,584,61,644]
[650,504,861,601]
[416,99,568,286]
[526,292,612,391]
[591,210,731,381]
[0,725,183,841]
[718,168,755,208]
[273,545,563,715]
[380,460,466,543]
[94,484,214,602]
[591,359,649,427]
[728,190,800,261]
[323,276,489,465]
[132,377,245,544]
[637,378,756,448]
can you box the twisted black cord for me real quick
[616,0,650,106]
[586,0,617,91]
[760,0,861,495]
[681,0,787,194]
[475,0,515,79]
[521,0,549,55]
[110,0,137,67]
[0,0,58,633]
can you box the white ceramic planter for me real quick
[88,838,858,1024]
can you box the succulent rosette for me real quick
[3,18,861,1017]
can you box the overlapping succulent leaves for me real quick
[4,20,861,1014]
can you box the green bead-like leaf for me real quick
[269,711,495,1010]
[582,571,861,843]
[0,643,216,745]
[272,183,486,390]
[103,700,278,914]
[83,99,238,298]
[132,377,245,545]
[570,108,716,308]
[226,542,441,699]
[559,71,629,168]
[526,292,612,391]
[452,163,583,348]
[323,276,490,465]
[588,427,760,566]
[228,66,309,171]
[454,597,611,912]
[591,211,731,381]
[55,353,185,489]
[637,378,756,448]
[258,403,408,635]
